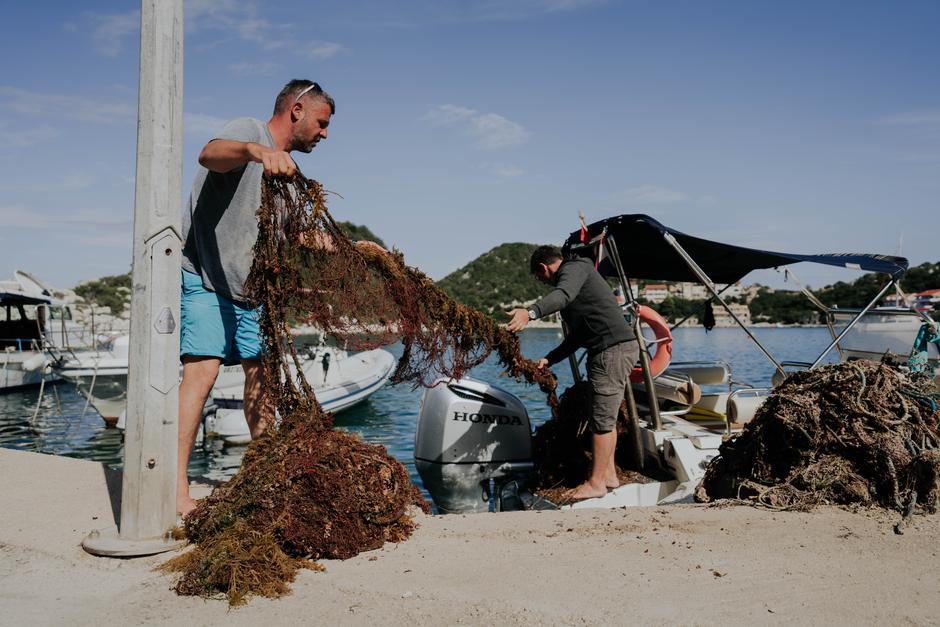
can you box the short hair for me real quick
[273,79,336,115]
[530,245,563,275]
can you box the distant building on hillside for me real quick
[912,289,940,312]
[669,282,709,300]
[665,281,755,302]
[712,302,751,327]
[641,284,669,303]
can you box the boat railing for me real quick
[0,337,43,352]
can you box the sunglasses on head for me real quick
[294,82,323,102]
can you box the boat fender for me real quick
[22,353,48,372]
[629,305,673,383]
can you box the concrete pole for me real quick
[83,0,185,557]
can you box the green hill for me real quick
[437,242,551,314]
[338,221,386,248]
[74,272,132,314]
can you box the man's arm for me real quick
[198,139,297,177]
[543,333,581,366]
[297,228,387,254]
[532,262,588,318]
[506,261,589,332]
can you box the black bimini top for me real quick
[562,214,908,284]
[0,291,48,306]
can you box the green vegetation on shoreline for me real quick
[74,272,132,315]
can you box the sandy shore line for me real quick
[1,448,937,626]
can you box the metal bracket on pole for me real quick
[83,0,185,557]
[662,232,786,378]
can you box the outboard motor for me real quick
[415,377,534,514]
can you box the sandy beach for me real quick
[1,447,937,626]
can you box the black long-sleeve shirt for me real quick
[531,257,634,365]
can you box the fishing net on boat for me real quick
[530,382,657,504]
[695,361,940,516]
[160,172,557,606]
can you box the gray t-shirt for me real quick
[181,117,274,304]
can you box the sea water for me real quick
[0,327,837,492]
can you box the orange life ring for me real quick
[629,305,673,383]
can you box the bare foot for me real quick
[567,481,608,500]
[176,497,197,518]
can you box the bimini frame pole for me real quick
[561,320,583,384]
[661,232,786,377]
[605,235,663,431]
[83,0,184,557]
[809,279,896,369]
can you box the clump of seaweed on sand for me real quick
[160,172,556,605]
[696,361,940,521]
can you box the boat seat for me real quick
[666,361,731,386]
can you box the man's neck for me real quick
[267,115,291,151]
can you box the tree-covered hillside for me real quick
[815,261,940,309]
[74,272,132,314]
[338,221,386,248]
[437,242,551,313]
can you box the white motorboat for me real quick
[414,213,920,514]
[53,334,131,425]
[832,307,939,367]
[0,270,92,392]
[105,340,396,437]
[206,344,396,443]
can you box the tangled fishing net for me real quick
[160,172,557,605]
[696,361,940,516]
[530,382,660,503]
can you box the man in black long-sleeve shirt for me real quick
[507,245,639,499]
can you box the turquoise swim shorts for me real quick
[180,269,261,365]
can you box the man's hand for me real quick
[536,358,549,369]
[506,308,530,332]
[247,143,297,177]
[355,240,388,255]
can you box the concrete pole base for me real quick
[81,525,185,557]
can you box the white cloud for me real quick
[228,61,280,75]
[425,104,477,125]
[0,124,59,148]
[183,112,228,135]
[61,173,95,191]
[482,162,524,178]
[468,0,609,19]
[611,185,688,206]
[0,204,132,249]
[424,104,530,150]
[309,41,345,59]
[0,86,134,124]
[876,110,940,128]
[89,10,139,57]
[0,205,130,231]
[83,2,270,56]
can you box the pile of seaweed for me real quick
[161,173,557,605]
[696,361,940,515]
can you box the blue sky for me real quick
[1,0,938,291]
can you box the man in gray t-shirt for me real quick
[175,80,337,517]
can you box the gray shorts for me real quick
[587,341,639,433]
